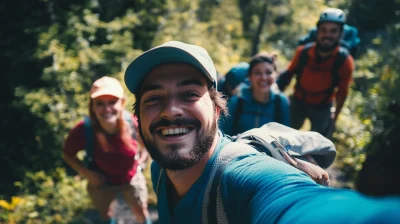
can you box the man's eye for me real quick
[144,96,161,103]
[182,92,199,98]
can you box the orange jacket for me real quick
[286,43,354,104]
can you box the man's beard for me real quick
[316,38,340,52]
[138,117,217,171]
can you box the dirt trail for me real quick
[82,196,159,224]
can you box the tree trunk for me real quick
[238,0,252,35]
[251,2,268,56]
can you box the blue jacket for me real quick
[221,86,290,136]
[151,133,400,224]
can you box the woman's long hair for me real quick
[88,98,135,152]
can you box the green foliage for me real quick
[331,1,400,186]
[2,0,166,196]
[0,169,90,224]
[259,0,325,59]
[153,0,248,74]
[2,0,400,220]
[347,0,400,29]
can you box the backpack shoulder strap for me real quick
[83,116,94,165]
[294,43,313,99]
[232,97,244,135]
[155,167,164,196]
[204,141,259,224]
[331,47,349,86]
[274,94,282,124]
[295,43,313,77]
[320,47,350,103]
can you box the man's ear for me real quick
[138,134,145,147]
[214,106,221,120]
[136,122,145,145]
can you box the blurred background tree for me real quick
[1,0,399,222]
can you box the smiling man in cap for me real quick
[124,41,400,223]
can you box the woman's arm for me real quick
[280,94,291,127]
[63,122,105,186]
[136,144,150,166]
[63,152,105,186]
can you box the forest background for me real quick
[1,0,399,223]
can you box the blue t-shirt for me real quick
[151,134,400,224]
[220,86,290,136]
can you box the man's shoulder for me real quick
[217,153,316,220]
[336,47,355,71]
[221,154,314,189]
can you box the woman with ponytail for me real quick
[63,76,151,223]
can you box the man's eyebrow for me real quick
[140,83,163,95]
[177,79,205,88]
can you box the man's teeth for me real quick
[161,128,190,136]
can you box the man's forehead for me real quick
[319,22,341,29]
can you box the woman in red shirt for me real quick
[63,76,150,223]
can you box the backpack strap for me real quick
[155,168,164,196]
[319,47,349,103]
[274,94,282,124]
[294,43,313,100]
[295,43,313,83]
[83,111,136,166]
[83,116,94,166]
[203,141,260,224]
[207,158,228,224]
[232,97,244,135]
[233,94,282,132]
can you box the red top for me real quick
[287,44,354,104]
[63,116,139,185]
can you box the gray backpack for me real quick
[236,122,336,170]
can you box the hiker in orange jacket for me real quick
[277,8,355,137]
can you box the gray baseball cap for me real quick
[124,41,217,94]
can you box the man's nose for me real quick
[160,97,183,120]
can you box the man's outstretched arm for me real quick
[276,46,305,92]
[222,155,400,224]
[333,55,355,123]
